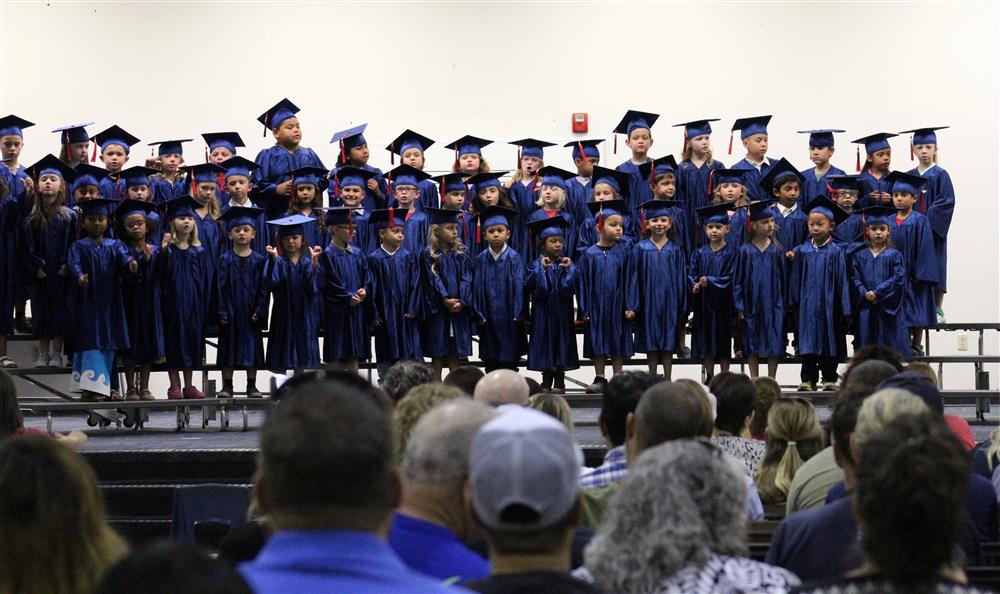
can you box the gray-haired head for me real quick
[381,360,436,403]
[585,439,747,594]
[402,399,497,486]
[474,369,530,406]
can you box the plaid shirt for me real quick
[579,445,627,488]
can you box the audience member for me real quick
[382,360,437,404]
[444,365,486,397]
[394,382,468,464]
[709,372,765,476]
[880,370,975,450]
[839,359,899,392]
[839,345,904,387]
[755,397,825,505]
[473,369,530,406]
[578,372,656,488]
[749,376,782,440]
[528,393,574,432]
[97,542,252,594]
[0,369,86,447]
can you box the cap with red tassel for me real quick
[339,140,347,166]
[204,146,210,164]
[388,206,395,229]
[707,169,716,197]
[727,131,734,156]
[640,208,647,235]
[475,217,482,244]
[855,146,861,172]
[647,158,656,190]
[348,208,355,236]
[216,173,226,193]
[91,141,98,162]
[596,204,605,233]
[453,147,459,172]
[909,135,914,161]
[529,172,539,193]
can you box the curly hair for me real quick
[585,439,747,594]
[392,382,467,465]
[381,360,435,403]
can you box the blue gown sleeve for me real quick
[512,255,526,321]
[912,218,939,284]
[850,251,870,301]
[733,247,747,314]
[217,258,232,323]
[926,169,955,240]
[321,252,358,309]
[626,248,641,314]
[458,253,473,309]
[788,246,803,309]
[559,263,578,299]
[576,251,590,320]
[875,252,906,313]
[835,248,851,316]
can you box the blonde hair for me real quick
[682,142,714,163]
[196,192,221,220]
[535,185,567,210]
[169,217,202,247]
[528,393,574,433]
[713,183,748,205]
[427,223,466,255]
[453,157,490,174]
[393,382,467,465]
[905,361,938,386]
[755,398,824,504]
[854,389,929,450]
[512,158,543,183]
[26,183,72,228]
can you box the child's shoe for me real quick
[125,389,140,401]
[167,386,184,400]
[139,390,156,401]
[797,381,815,392]
[182,386,206,400]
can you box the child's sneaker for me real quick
[797,381,815,392]
[125,389,140,401]
[139,390,156,401]
[936,307,947,324]
[217,388,233,399]
[247,386,264,399]
[821,381,837,391]
[167,386,184,400]
[586,376,608,394]
[182,386,206,400]
[33,353,49,368]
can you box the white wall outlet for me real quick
[957,334,969,351]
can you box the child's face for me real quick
[521,156,541,176]
[122,214,147,241]
[913,143,936,165]
[443,190,465,209]
[348,145,369,165]
[600,214,624,242]
[209,147,234,164]
[458,154,480,175]
[127,185,150,201]
[37,173,62,196]
[401,148,424,169]
[626,129,652,156]
[753,217,776,239]
[228,224,255,247]
[196,182,217,202]
[775,181,800,205]
[809,147,834,165]
[893,191,916,211]
[870,149,891,171]
[330,224,353,244]
[833,189,858,211]
[273,118,302,146]
[688,134,710,156]
[653,174,676,199]
[743,134,768,159]
[380,225,404,248]
[574,156,598,177]
[0,135,22,160]
[296,184,317,205]
[718,182,742,203]
[478,186,500,206]
[340,185,364,207]
[101,145,128,171]
[83,214,108,237]
[592,183,616,202]
[648,215,671,237]
[542,235,564,257]
[540,185,560,208]
[807,212,833,240]
[160,153,182,172]
[485,224,510,251]
[173,216,196,235]
[67,142,90,164]
[227,176,251,199]
[867,223,889,246]
[438,223,459,245]
[281,234,303,253]
[74,185,100,202]
[394,185,417,207]
[705,222,728,243]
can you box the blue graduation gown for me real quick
[252,145,326,202]
[368,246,421,362]
[509,180,539,265]
[216,250,268,369]
[329,163,386,211]
[99,175,127,202]
[473,246,525,364]
[348,209,376,257]
[264,255,321,370]
[416,248,473,358]
[831,212,865,289]
[772,204,809,252]
[851,247,909,359]
[295,209,328,252]
[418,179,439,210]
[319,244,372,361]
[565,177,592,222]
[220,201,269,255]
[3,164,29,213]
[0,194,16,334]
[724,207,749,249]
[67,237,133,352]
[160,244,212,368]
[25,210,77,339]
[525,258,579,371]
[734,241,786,357]
[577,242,634,358]
[858,169,891,209]
[526,209,577,264]
[789,239,852,358]
[911,164,955,291]
[152,173,189,203]
[678,159,725,248]
[890,212,938,329]
[628,239,687,353]
[401,209,429,255]
[576,213,638,255]
[615,159,652,215]
[121,243,164,365]
[799,165,846,207]
[688,244,735,360]
[730,157,775,202]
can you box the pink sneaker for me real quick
[167,386,184,400]
[182,386,205,400]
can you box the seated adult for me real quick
[444,365,486,397]
[473,369,529,406]
[886,368,976,451]
[578,372,656,488]
[585,440,799,594]
[749,376,782,441]
[238,376,465,593]
[708,373,765,477]
[394,382,467,464]
[382,360,437,404]
[755,397,825,506]
[389,399,497,582]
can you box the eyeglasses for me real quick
[123,220,147,228]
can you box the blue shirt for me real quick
[389,513,490,583]
[766,496,861,581]
[579,445,628,488]
[240,529,471,594]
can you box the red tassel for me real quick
[746,209,752,236]
[91,141,98,162]
[910,136,914,161]
[862,214,868,239]
[707,170,715,197]
[453,147,459,172]
[517,147,522,174]
[613,134,618,155]
[333,176,340,202]
[597,204,604,233]
[262,112,269,137]
[439,176,445,205]
[189,174,197,198]
[576,142,586,165]
[388,206,395,229]
[640,208,647,235]
[476,218,481,244]
[217,173,225,193]
[390,141,395,166]
[920,189,926,213]
[339,140,346,166]
[204,146,210,163]
[682,130,688,156]
[348,209,354,236]
[727,131,733,155]
[648,158,656,190]
[855,146,861,172]
[826,183,834,199]
[386,171,392,200]
[114,179,120,201]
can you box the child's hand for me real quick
[404,312,416,319]
[309,246,323,263]
[879,192,892,203]
[276,180,293,196]
[265,245,279,261]
[699,276,708,287]
[540,256,552,268]
[367,179,381,195]
[145,156,161,170]
[738,312,745,320]
[251,314,258,323]
[625,310,635,320]
[128,258,138,273]
[77,274,89,287]
[866,290,877,302]
[692,284,701,294]
[22,177,34,194]
[786,251,795,261]
[356,288,367,300]
[57,264,68,277]
[350,294,362,306]
[503,179,513,190]
[142,244,152,260]
[37,269,46,280]
[477,319,486,327]
[560,258,571,268]
[161,233,172,249]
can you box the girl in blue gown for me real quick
[675,119,725,250]
[286,167,329,253]
[367,209,422,375]
[319,208,372,371]
[851,208,909,359]
[689,205,737,381]
[734,202,786,379]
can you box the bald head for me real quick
[473,370,529,406]
[403,399,497,485]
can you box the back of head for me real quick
[528,393,574,432]
[878,371,944,416]
[258,379,395,530]
[749,377,782,438]
[393,382,467,464]
[905,361,939,385]
[0,369,21,440]
[585,439,746,594]
[756,398,824,503]
[600,371,657,447]
[855,413,969,587]
[473,369,529,406]
[443,365,485,397]
[402,399,497,486]
[842,345,905,386]
[96,542,251,594]
[853,388,930,451]
[708,372,755,435]
[381,360,436,404]
[0,435,127,594]
[830,385,874,465]
[842,359,900,392]
[634,382,709,454]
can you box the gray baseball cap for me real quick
[469,407,579,532]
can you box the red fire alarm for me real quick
[572,112,588,133]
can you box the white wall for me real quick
[2,1,997,387]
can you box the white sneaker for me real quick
[49,353,65,368]
[936,307,947,324]
[34,353,49,368]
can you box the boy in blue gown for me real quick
[220,156,269,254]
[524,167,577,264]
[472,206,525,372]
[332,166,378,256]
[638,156,691,256]
[91,125,141,203]
[853,132,898,208]
[564,139,602,222]
[689,203,737,380]
[613,109,659,214]
[796,129,846,207]
[576,167,637,254]
[0,115,34,213]
[319,207,372,371]
[852,206,910,359]
[330,123,386,211]
[385,129,439,210]
[148,139,194,202]
[286,166,331,252]
[367,209,422,376]
[385,164,432,255]
[252,99,326,208]
[729,115,777,201]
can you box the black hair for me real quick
[97,542,251,594]
[600,372,658,447]
[708,372,756,435]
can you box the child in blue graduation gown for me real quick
[203,132,245,205]
[577,199,634,392]
[220,157,269,254]
[416,207,474,378]
[90,125,140,204]
[638,157,691,256]
[367,209,421,375]
[331,124,386,211]
[853,133,897,208]
[729,116,777,202]
[886,171,939,356]
[385,129,439,210]
[117,199,164,401]
[576,168,638,254]
[789,197,853,390]
[319,208,372,371]
[148,139,193,202]
[186,163,226,336]
[734,202,786,380]
[507,140,554,254]
[285,166,330,252]
[472,207,525,372]
[23,156,77,368]
[67,199,137,401]
[761,160,807,356]
[797,130,847,207]
[525,217,579,393]
[216,207,269,398]
[829,175,864,251]
[628,200,687,380]
[613,110,659,214]
[386,164,433,256]
[564,140,602,222]
[159,197,213,400]
[903,126,954,322]
[689,204,737,380]
[524,168,578,265]
[332,167,378,256]
[252,99,326,207]
[121,166,163,242]
[264,215,323,372]
[852,207,910,360]
[0,161,21,368]
[674,119,725,246]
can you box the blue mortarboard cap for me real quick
[746,200,778,222]
[330,123,368,151]
[0,114,34,138]
[672,118,720,139]
[221,156,259,179]
[258,98,300,131]
[712,168,749,186]
[758,158,804,192]
[510,138,556,160]
[898,126,949,146]
[527,215,571,240]
[27,154,75,181]
[536,166,575,191]
[219,206,264,231]
[424,207,463,226]
[202,132,245,154]
[77,198,117,217]
[860,205,897,227]
[614,109,660,136]
[640,199,682,220]
[444,135,492,157]
[288,166,331,188]
[116,198,156,220]
[885,170,929,196]
[565,139,603,160]
[120,166,159,188]
[731,115,772,139]
[386,164,431,189]
[183,162,225,184]
[163,195,201,220]
[52,122,93,145]
[797,129,845,149]
[637,155,679,180]
[591,166,631,196]
[335,166,377,189]
[387,129,434,156]
[370,208,407,231]
[467,171,509,192]
[478,205,518,230]
[852,132,897,155]
[268,213,316,237]
[586,198,627,220]
[827,175,862,193]
[804,195,849,224]
[436,172,468,193]
[94,125,141,154]
[149,138,192,157]
[71,163,109,193]
[696,202,735,225]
